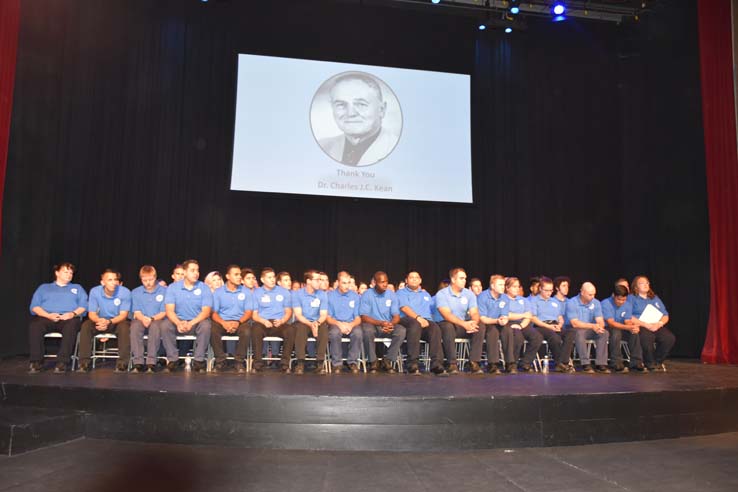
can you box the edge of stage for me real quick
[2,357,738,453]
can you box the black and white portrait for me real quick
[310,71,402,167]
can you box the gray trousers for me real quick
[361,322,406,363]
[130,319,167,365]
[575,328,610,366]
[159,318,211,362]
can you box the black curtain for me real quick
[1,0,707,358]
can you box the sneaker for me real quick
[469,361,484,375]
[595,365,612,374]
[348,363,360,374]
[381,359,396,374]
[131,364,146,373]
[114,363,128,373]
[407,363,421,375]
[164,361,179,373]
[506,363,517,375]
[53,362,67,374]
[192,360,207,373]
[368,361,379,374]
[488,365,503,375]
[446,363,460,375]
[582,364,595,374]
[146,364,157,374]
[76,361,91,373]
[332,364,344,374]
[294,363,305,375]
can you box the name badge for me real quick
[238,293,246,301]
[276,294,284,302]
[460,298,468,305]
[70,288,78,294]
[349,300,355,308]
[385,299,392,307]
[310,298,320,308]
[261,296,271,303]
[113,298,121,306]
[156,294,164,302]
[194,288,202,296]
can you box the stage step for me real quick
[0,406,85,456]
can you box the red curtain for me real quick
[0,0,21,254]
[699,0,738,364]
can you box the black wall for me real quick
[1,0,708,357]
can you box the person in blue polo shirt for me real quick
[129,265,167,373]
[327,272,363,374]
[397,271,445,375]
[292,269,329,375]
[28,262,88,373]
[360,271,406,374]
[435,268,484,375]
[530,276,576,373]
[476,274,513,375]
[78,269,132,372]
[629,275,675,371]
[566,282,610,373]
[210,265,254,374]
[161,259,213,373]
[502,277,543,373]
[250,267,297,373]
[602,284,645,372]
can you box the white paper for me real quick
[639,303,664,323]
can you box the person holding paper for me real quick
[630,275,675,371]
[566,282,611,374]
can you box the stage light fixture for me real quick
[552,3,566,15]
[505,27,513,33]
[553,15,566,22]
[431,0,441,4]
[510,6,519,14]
[478,23,487,30]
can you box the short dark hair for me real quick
[449,267,465,279]
[554,276,571,291]
[260,267,275,278]
[539,276,553,287]
[241,267,255,278]
[304,269,319,282]
[613,285,629,297]
[54,262,75,274]
[529,276,541,288]
[182,259,199,270]
[100,268,119,280]
[373,271,388,282]
[225,264,241,275]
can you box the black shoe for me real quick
[407,363,421,375]
[192,360,207,373]
[654,362,667,372]
[28,362,44,374]
[53,362,67,374]
[506,363,518,375]
[488,365,502,375]
[519,364,535,373]
[613,364,629,373]
[582,364,595,374]
[212,362,228,373]
[131,364,146,373]
[236,361,248,374]
[368,361,379,374]
[294,363,305,375]
[446,363,460,375]
[348,363,360,374]
[469,361,484,375]
[314,362,328,375]
[431,365,447,376]
[631,362,648,373]
[595,365,612,374]
[381,359,396,374]
[114,363,128,373]
[76,361,91,373]
[280,364,291,374]
[146,364,157,374]
[332,364,344,374]
[554,363,570,373]
[164,361,179,373]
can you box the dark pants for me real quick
[480,323,513,365]
[512,325,543,366]
[28,316,80,364]
[639,326,676,367]
[292,321,328,362]
[438,321,485,365]
[211,321,250,364]
[608,327,644,367]
[251,321,296,367]
[78,319,131,364]
[400,317,444,370]
[534,325,575,365]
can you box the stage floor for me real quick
[2,357,737,398]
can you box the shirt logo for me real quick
[385,299,392,307]
[518,299,524,305]
[113,298,121,306]
[237,293,246,301]
[310,298,321,308]
[349,300,355,308]
[194,288,202,296]
[70,288,78,294]
[155,294,164,302]
[276,294,284,302]
[655,302,661,308]
[460,298,468,305]
[261,296,271,303]
[499,301,506,308]
[588,304,594,310]
[552,302,558,308]
[620,311,626,317]
[423,296,430,302]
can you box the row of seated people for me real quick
[28,261,676,375]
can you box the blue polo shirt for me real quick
[213,285,253,321]
[292,287,328,322]
[430,296,444,323]
[89,285,132,319]
[503,294,530,316]
[328,289,360,322]
[30,282,88,316]
[434,286,477,321]
[477,289,508,318]
[630,294,669,319]
[253,285,292,320]
[601,296,633,324]
[360,288,400,321]
[566,296,603,323]
[164,280,213,321]
[531,296,564,321]
[396,286,432,319]
[131,284,167,318]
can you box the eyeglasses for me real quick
[541,288,554,292]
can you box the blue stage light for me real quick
[505,27,513,33]
[510,6,520,14]
[431,0,441,4]
[552,3,566,15]
[553,15,566,22]
[478,24,487,30]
